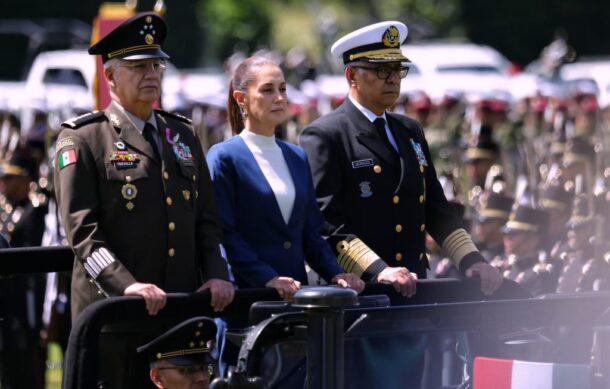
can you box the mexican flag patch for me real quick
[58,148,77,169]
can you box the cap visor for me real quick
[122,50,170,61]
[165,354,216,366]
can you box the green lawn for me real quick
[45,342,63,389]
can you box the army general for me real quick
[54,12,234,322]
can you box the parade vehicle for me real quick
[402,42,516,101]
[1,246,609,389]
[0,19,91,113]
[561,57,610,108]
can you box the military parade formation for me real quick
[0,7,609,389]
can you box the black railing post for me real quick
[293,286,358,389]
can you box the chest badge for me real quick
[359,181,373,198]
[110,139,140,169]
[410,139,428,167]
[165,128,194,164]
[352,159,374,169]
[121,183,138,211]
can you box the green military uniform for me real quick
[54,102,229,319]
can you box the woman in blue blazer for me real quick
[207,57,363,299]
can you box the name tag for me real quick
[352,159,374,169]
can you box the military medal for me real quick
[410,139,428,166]
[109,141,140,170]
[109,151,140,169]
[166,128,194,164]
[121,183,138,211]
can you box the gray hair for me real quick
[103,58,121,70]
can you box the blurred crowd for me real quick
[0,41,609,387]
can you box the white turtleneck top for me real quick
[239,129,295,224]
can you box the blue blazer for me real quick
[206,136,343,288]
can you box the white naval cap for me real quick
[331,21,410,65]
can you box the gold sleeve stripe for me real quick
[336,238,380,277]
[441,228,478,268]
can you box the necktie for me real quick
[373,117,397,153]
[143,122,161,161]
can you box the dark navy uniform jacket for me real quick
[300,98,478,279]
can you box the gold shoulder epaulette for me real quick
[155,109,192,124]
[61,111,106,129]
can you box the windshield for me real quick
[436,65,502,74]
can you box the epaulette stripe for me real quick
[155,109,192,124]
[61,111,106,129]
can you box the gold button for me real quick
[373,165,382,174]
[420,224,425,232]
[420,165,424,173]
[395,253,403,261]
[395,224,402,233]
[283,241,292,249]
[169,222,176,231]
[168,248,175,257]
[419,195,424,203]
[163,171,169,180]
[192,174,197,182]
[393,195,400,204]
[166,197,173,206]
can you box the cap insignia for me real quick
[145,34,154,45]
[382,26,400,48]
[146,16,153,23]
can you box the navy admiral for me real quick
[137,316,218,389]
[299,21,502,296]
[53,12,234,321]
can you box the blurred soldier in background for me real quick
[500,204,552,296]
[555,193,596,293]
[472,190,514,263]
[0,146,47,389]
[538,180,574,249]
[465,138,500,188]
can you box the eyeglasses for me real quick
[118,60,167,74]
[351,65,410,80]
[157,363,214,376]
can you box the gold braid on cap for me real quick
[156,347,211,360]
[336,238,380,277]
[349,48,406,62]
[441,228,479,268]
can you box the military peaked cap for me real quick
[89,12,169,63]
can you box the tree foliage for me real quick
[198,0,272,65]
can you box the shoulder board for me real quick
[155,109,192,124]
[61,111,107,129]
